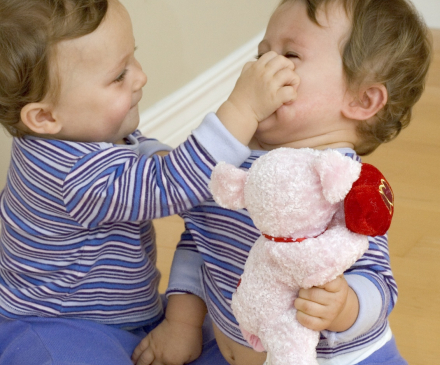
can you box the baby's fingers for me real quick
[295,305,328,331]
[318,275,346,292]
[241,52,294,80]
[133,349,155,365]
[255,50,279,65]
[240,52,293,78]
[276,86,297,106]
[274,68,300,104]
[295,295,331,331]
[132,336,153,365]
[241,60,255,74]
[259,51,295,73]
[273,66,300,86]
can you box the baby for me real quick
[0,0,298,364]
[132,0,431,364]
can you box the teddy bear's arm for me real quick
[266,226,368,289]
[209,162,248,210]
[300,228,369,288]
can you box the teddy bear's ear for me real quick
[314,150,362,204]
[209,162,248,210]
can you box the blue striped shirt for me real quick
[0,114,251,329]
[167,148,398,359]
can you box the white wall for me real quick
[120,0,279,112]
[412,0,440,29]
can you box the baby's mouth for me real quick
[131,91,143,109]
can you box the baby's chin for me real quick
[254,123,273,139]
[253,130,293,150]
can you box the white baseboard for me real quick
[139,31,264,148]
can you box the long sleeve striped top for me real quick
[0,113,250,329]
[167,148,398,362]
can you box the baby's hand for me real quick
[216,51,299,146]
[228,51,300,123]
[294,275,359,332]
[131,318,203,365]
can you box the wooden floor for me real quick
[153,29,440,365]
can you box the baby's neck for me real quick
[249,137,355,152]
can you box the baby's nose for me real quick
[135,70,147,90]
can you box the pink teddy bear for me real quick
[209,148,369,365]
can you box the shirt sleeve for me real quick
[166,229,205,300]
[135,134,173,157]
[63,113,251,228]
[192,113,251,167]
[321,234,398,346]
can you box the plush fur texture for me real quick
[209,148,370,365]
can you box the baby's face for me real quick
[50,0,147,144]
[254,0,355,150]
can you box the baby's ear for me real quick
[20,102,61,135]
[314,150,362,204]
[342,84,388,121]
[209,162,247,210]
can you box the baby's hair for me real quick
[0,0,108,137]
[279,0,432,155]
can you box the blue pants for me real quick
[356,336,408,365]
[0,312,407,365]
[0,315,228,365]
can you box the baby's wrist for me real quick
[166,294,207,329]
[165,315,204,330]
[216,100,258,146]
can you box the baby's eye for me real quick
[114,69,128,83]
[255,54,263,60]
[285,52,299,59]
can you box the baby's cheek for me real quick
[108,98,133,124]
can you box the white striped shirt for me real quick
[0,113,251,329]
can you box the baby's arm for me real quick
[132,294,206,365]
